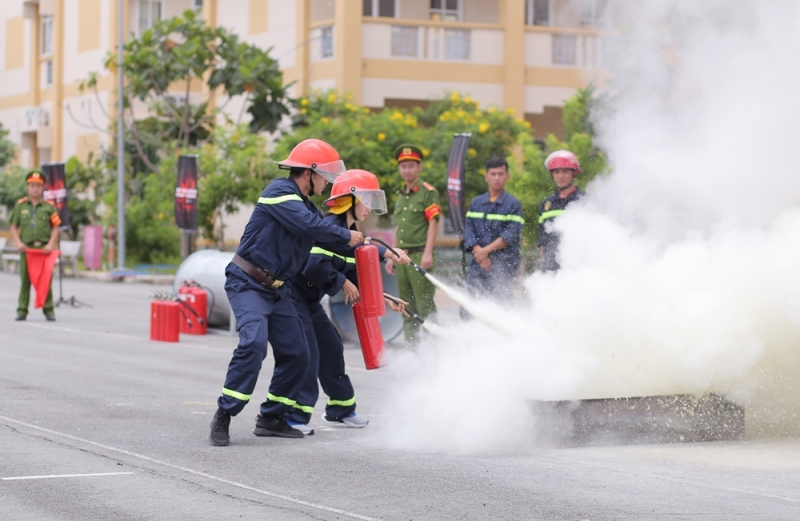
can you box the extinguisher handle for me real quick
[365,237,428,276]
[384,293,425,324]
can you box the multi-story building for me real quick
[0,0,607,169]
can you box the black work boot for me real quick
[253,414,304,439]
[209,407,231,446]
[45,315,56,322]
[15,315,26,321]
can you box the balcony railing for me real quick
[525,27,603,69]
[363,19,503,64]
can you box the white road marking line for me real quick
[2,472,134,481]
[0,415,378,521]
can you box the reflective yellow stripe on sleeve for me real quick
[485,214,525,224]
[258,194,303,205]
[327,397,356,407]
[467,211,525,224]
[538,210,565,224]
[222,387,252,401]
[309,246,356,264]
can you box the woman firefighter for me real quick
[283,169,410,434]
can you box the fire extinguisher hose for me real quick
[365,237,429,277]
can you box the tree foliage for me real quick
[80,9,291,173]
[507,86,608,249]
[277,91,531,222]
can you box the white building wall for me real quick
[63,0,112,85]
[361,78,503,108]
[524,85,574,114]
[0,12,32,99]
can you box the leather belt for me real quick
[232,254,284,290]
[402,246,426,254]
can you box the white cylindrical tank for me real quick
[173,249,234,327]
[173,249,403,341]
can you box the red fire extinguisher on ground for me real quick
[150,299,181,342]
[355,240,385,318]
[353,301,385,370]
[178,281,208,335]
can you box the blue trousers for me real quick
[217,264,310,418]
[465,258,518,299]
[285,290,356,424]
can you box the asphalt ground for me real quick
[1,272,800,520]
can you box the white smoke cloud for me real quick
[377,0,800,453]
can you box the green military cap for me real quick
[26,170,47,184]
[394,144,423,163]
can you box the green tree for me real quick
[196,124,274,246]
[0,122,17,169]
[63,154,108,239]
[507,86,608,250]
[277,90,531,219]
[81,9,291,173]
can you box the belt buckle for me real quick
[271,280,284,289]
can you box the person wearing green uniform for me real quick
[10,170,61,321]
[385,144,441,343]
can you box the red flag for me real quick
[25,249,60,308]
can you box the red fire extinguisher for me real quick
[355,241,385,318]
[353,301,385,370]
[150,299,180,342]
[178,281,208,335]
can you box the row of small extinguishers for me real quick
[150,281,209,343]
[149,239,424,371]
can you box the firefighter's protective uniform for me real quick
[537,150,585,272]
[218,177,354,420]
[464,191,524,297]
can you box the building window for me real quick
[363,0,396,17]
[138,0,162,35]
[391,26,417,57]
[580,0,609,28]
[444,28,470,60]
[194,0,203,10]
[552,34,577,66]
[41,15,54,56]
[45,60,53,85]
[525,0,550,26]
[320,26,334,58]
[430,0,460,22]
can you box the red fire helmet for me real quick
[324,169,388,215]
[275,138,345,182]
[544,150,582,173]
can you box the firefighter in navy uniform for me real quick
[9,170,61,321]
[209,139,365,446]
[537,150,585,272]
[463,157,524,302]
[284,170,410,434]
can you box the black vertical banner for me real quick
[42,162,69,230]
[446,133,471,236]
[175,155,198,231]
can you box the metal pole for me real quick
[116,0,125,269]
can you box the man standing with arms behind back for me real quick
[385,144,441,344]
[10,170,60,322]
[463,157,524,303]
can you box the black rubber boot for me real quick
[15,315,26,321]
[209,407,231,446]
[253,414,304,439]
[45,315,56,322]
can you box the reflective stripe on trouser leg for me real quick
[309,301,357,420]
[283,293,320,425]
[218,269,275,416]
[260,294,311,418]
